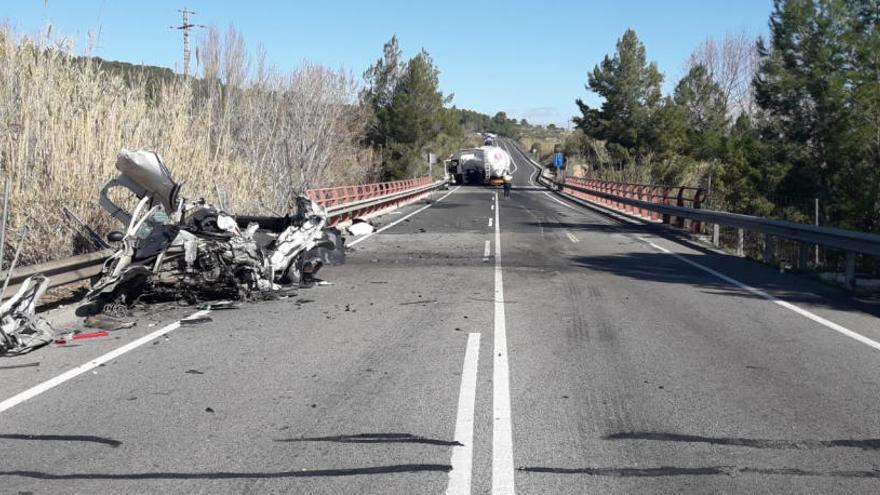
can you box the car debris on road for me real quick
[85,149,344,312]
[0,149,356,356]
[0,275,55,355]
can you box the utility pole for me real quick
[170,7,205,78]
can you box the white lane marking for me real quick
[483,240,491,261]
[0,310,212,414]
[488,218,494,228]
[639,237,880,353]
[348,186,461,247]
[544,186,880,354]
[446,332,481,495]
[565,231,579,244]
[492,192,516,494]
[541,191,583,213]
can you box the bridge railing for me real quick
[558,177,880,288]
[563,177,707,232]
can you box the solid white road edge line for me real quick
[492,192,516,494]
[348,186,461,247]
[0,309,212,414]
[446,332,481,495]
[539,188,880,354]
[639,237,880,353]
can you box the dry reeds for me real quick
[0,26,375,265]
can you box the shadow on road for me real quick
[567,250,880,321]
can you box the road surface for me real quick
[2,138,880,494]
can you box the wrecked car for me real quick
[86,149,342,309]
[0,275,55,355]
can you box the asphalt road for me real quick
[3,138,880,494]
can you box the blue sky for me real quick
[4,0,773,127]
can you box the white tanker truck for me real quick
[446,145,512,186]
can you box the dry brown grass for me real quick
[0,27,373,265]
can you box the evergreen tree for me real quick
[673,64,728,159]
[382,50,453,179]
[755,0,880,231]
[362,35,403,149]
[574,29,664,163]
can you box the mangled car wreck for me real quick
[86,149,343,310]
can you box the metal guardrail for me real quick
[561,180,880,257]
[509,138,879,288]
[0,176,444,298]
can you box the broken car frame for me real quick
[88,149,342,309]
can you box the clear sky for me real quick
[4,0,773,127]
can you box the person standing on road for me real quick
[503,174,513,198]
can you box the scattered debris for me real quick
[54,331,109,345]
[205,407,215,413]
[196,300,239,311]
[346,220,375,236]
[185,369,204,375]
[0,275,55,356]
[84,314,135,331]
[85,149,344,311]
[399,299,438,306]
[180,315,213,325]
[0,361,40,370]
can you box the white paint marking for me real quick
[446,332,481,495]
[348,186,460,247]
[483,240,491,261]
[543,187,880,354]
[488,218,494,228]
[0,310,212,414]
[541,191,582,213]
[492,192,516,494]
[638,236,880,353]
[491,204,495,210]
[565,231,579,244]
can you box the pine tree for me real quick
[574,29,664,164]
[382,50,451,179]
[755,0,880,231]
[673,64,728,159]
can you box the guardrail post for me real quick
[763,234,775,264]
[798,243,810,270]
[675,188,685,228]
[712,224,720,247]
[661,187,671,224]
[737,229,744,256]
[691,189,705,233]
[845,251,857,289]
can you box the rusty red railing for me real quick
[306,176,432,207]
[563,177,707,233]
[306,176,435,225]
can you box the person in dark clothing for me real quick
[502,174,513,198]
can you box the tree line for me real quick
[362,35,558,180]
[570,0,879,234]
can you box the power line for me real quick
[170,7,205,78]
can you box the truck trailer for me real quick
[446,145,512,186]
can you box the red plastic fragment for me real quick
[72,331,109,340]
